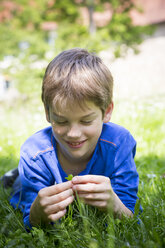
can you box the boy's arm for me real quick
[72,131,139,217]
[18,154,74,228]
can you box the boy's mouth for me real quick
[66,140,87,148]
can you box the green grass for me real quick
[0,95,165,248]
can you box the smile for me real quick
[66,140,86,148]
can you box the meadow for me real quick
[0,88,165,247]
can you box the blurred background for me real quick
[0,0,165,172]
[0,0,165,104]
[1,2,165,245]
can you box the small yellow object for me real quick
[65,174,73,181]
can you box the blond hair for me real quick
[42,48,113,115]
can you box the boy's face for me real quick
[45,101,113,168]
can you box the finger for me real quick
[78,192,110,201]
[48,209,67,222]
[73,182,110,193]
[39,181,72,197]
[45,195,74,215]
[44,188,74,206]
[72,175,110,185]
[82,199,108,209]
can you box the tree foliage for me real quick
[0,0,153,60]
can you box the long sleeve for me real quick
[110,131,139,213]
[18,152,55,228]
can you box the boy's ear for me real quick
[103,102,114,123]
[44,105,50,123]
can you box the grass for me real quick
[0,94,165,248]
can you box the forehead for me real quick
[51,100,101,117]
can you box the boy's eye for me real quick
[81,120,93,125]
[56,121,68,125]
[52,119,68,125]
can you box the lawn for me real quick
[0,94,165,248]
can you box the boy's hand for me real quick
[72,175,114,210]
[30,181,74,226]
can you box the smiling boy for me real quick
[9,48,139,228]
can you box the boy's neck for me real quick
[57,145,88,176]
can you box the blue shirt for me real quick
[10,122,139,228]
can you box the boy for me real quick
[8,48,139,229]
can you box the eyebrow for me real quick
[52,112,97,118]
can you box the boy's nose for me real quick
[67,124,81,138]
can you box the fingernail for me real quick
[72,176,78,183]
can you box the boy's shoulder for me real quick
[20,126,54,158]
[100,122,135,148]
